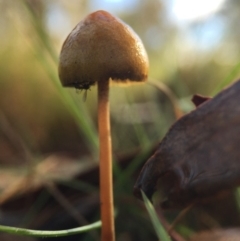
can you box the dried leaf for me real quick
[134,80,240,209]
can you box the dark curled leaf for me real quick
[134,79,240,209]
[191,94,211,107]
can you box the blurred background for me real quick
[0,0,240,240]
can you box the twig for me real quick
[148,79,183,120]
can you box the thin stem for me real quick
[148,80,183,120]
[98,79,115,241]
[44,182,88,225]
[0,221,101,238]
[168,203,194,234]
[155,206,187,241]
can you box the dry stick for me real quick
[45,182,89,226]
[155,206,186,241]
[0,111,33,165]
[98,79,115,241]
[148,80,183,120]
[168,203,194,234]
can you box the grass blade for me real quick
[141,191,171,241]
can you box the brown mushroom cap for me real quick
[59,10,149,88]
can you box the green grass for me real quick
[141,191,171,241]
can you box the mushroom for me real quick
[58,10,148,241]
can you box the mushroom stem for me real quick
[98,79,115,241]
